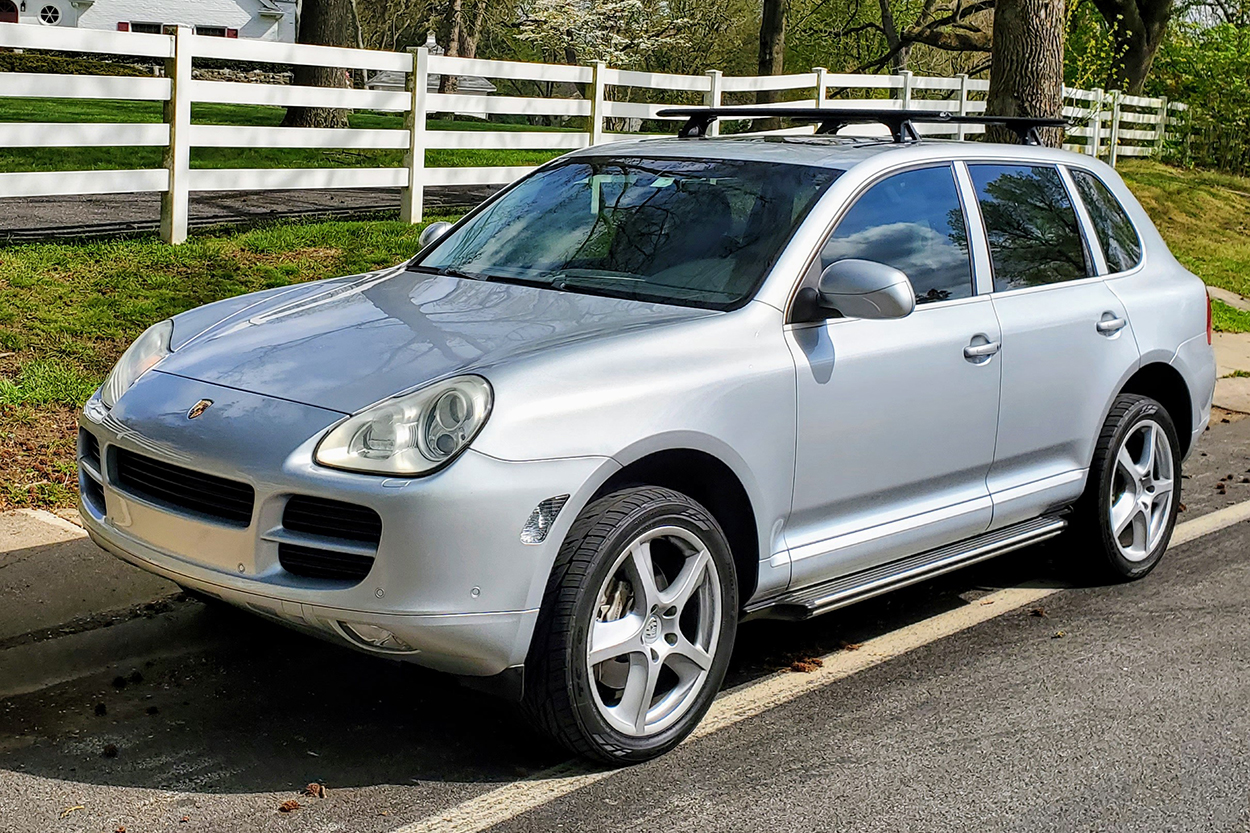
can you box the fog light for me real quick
[521,495,569,544]
[339,622,415,653]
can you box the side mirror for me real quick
[815,258,915,320]
[419,221,453,249]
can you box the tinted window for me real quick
[819,165,973,305]
[969,164,1093,292]
[1070,168,1143,273]
[414,158,839,311]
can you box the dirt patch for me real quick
[0,401,79,511]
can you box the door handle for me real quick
[963,340,1001,359]
[1097,316,1128,334]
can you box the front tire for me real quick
[1073,393,1181,581]
[523,486,738,764]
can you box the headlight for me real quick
[314,375,492,476]
[100,319,173,409]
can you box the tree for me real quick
[1085,0,1173,93]
[757,0,786,103]
[985,0,1065,147]
[282,0,359,128]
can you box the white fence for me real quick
[0,22,1187,244]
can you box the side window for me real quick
[1069,168,1143,273]
[968,164,1093,292]
[820,165,973,305]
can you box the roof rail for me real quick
[655,107,1067,145]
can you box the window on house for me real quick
[195,25,226,36]
[39,4,61,24]
[129,21,163,33]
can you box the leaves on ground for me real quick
[302,783,328,799]
[789,657,824,673]
[278,799,301,813]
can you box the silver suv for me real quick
[78,110,1216,764]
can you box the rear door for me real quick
[963,162,1141,528]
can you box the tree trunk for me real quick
[985,0,1066,147]
[440,0,463,94]
[281,0,356,128]
[1110,14,1168,93]
[756,0,786,105]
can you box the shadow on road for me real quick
[0,540,1075,795]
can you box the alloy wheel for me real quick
[1108,419,1175,562]
[586,525,723,737]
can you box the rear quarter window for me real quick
[1068,168,1143,273]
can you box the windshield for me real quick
[411,156,840,310]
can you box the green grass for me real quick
[1211,298,1250,334]
[1117,160,1250,301]
[0,99,570,172]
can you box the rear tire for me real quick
[1071,393,1181,582]
[522,486,737,764]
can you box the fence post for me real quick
[897,69,912,109]
[400,46,429,224]
[1108,90,1122,167]
[159,25,191,245]
[955,73,969,141]
[812,66,828,109]
[1154,94,1169,155]
[588,60,606,146]
[705,69,723,136]
[1088,87,1103,158]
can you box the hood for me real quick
[158,267,716,414]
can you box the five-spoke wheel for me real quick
[524,487,737,763]
[1076,393,1181,580]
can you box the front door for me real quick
[784,164,1002,589]
[0,1,19,23]
[964,163,1141,527]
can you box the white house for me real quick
[0,0,294,41]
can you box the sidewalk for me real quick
[0,509,176,647]
[1209,286,1250,414]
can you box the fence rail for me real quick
[0,21,1185,243]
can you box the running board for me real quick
[745,515,1067,621]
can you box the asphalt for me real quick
[0,414,1248,832]
[0,186,498,242]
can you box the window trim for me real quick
[1063,164,1146,278]
[1058,164,1108,276]
[784,161,979,324]
[963,160,1099,296]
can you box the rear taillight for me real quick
[1207,291,1214,345]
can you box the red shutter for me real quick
[116,21,129,30]
[225,27,237,37]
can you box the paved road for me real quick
[0,186,497,242]
[1,415,1248,832]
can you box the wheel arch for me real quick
[589,447,762,607]
[1118,361,1194,456]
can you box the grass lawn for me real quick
[0,99,570,172]
[0,159,1248,511]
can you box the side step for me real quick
[745,515,1067,621]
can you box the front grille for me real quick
[114,448,255,526]
[283,496,382,544]
[278,543,375,582]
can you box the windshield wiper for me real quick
[438,265,489,281]
[551,273,645,291]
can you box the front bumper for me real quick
[78,370,613,676]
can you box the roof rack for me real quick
[655,107,1068,145]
